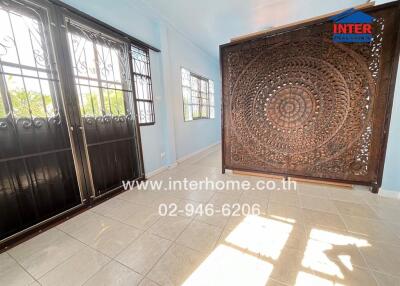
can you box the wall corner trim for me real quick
[146,141,221,178]
[176,141,221,164]
[379,188,400,199]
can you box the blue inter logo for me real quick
[330,8,374,43]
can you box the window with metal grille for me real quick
[67,22,131,120]
[181,67,215,121]
[131,46,155,125]
[0,3,59,122]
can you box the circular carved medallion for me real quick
[230,38,374,169]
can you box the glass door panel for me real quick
[0,0,82,240]
[64,19,143,197]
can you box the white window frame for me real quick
[181,67,215,122]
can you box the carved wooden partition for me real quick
[220,2,400,192]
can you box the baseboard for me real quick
[177,141,221,164]
[145,142,220,178]
[146,165,169,178]
[379,188,400,200]
[146,162,179,178]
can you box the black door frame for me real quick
[0,0,147,248]
[56,5,146,200]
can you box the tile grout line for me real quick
[5,252,39,285]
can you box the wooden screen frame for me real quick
[220,1,400,193]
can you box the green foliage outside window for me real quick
[79,89,125,116]
[0,95,6,118]
[0,87,125,118]
[103,89,125,115]
[0,89,54,118]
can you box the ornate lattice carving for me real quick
[222,5,400,184]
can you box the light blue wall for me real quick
[382,60,400,192]
[60,0,221,174]
[162,25,221,159]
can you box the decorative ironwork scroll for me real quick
[221,3,400,190]
[65,18,142,196]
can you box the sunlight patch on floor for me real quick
[295,271,342,286]
[182,213,373,286]
[182,244,274,286]
[225,215,293,260]
[302,228,371,280]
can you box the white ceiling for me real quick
[139,0,367,59]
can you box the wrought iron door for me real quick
[0,0,145,244]
[221,3,400,191]
[0,0,82,240]
[61,15,143,198]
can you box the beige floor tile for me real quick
[195,212,230,228]
[83,261,143,286]
[265,279,287,286]
[323,265,378,286]
[181,244,274,286]
[58,211,142,257]
[300,195,338,214]
[363,195,400,209]
[176,190,216,203]
[123,204,161,230]
[139,278,160,286]
[147,244,204,286]
[39,246,110,286]
[328,188,365,203]
[296,182,328,198]
[342,215,400,244]
[225,211,305,251]
[269,248,305,285]
[118,190,180,208]
[91,198,139,222]
[222,213,298,260]
[216,183,245,196]
[8,228,83,279]
[333,200,378,219]
[359,242,400,277]
[268,202,304,225]
[241,188,272,200]
[371,205,400,222]
[175,200,204,217]
[7,148,400,286]
[149,215,192,240]
[372,271,400,286]
[176,220,222,253]
[386,222,400,238]
[0,252,34,286]
[303,227,368,269]
[283,225,309,252]
[239,193,269,211]
[116,232,171,275]
[209,192,241,207]
[302,209,347,231]
[269,190,300,207]
[224,214,248,230]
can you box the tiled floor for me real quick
[2,146,400,286]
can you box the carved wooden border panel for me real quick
[220,2,400,190]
